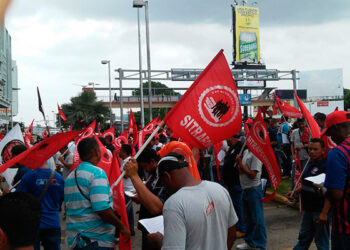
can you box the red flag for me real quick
[294,91,321,138]
[111,151,131,250]
[57,104,67,122]
[69,123,73,132]
[72,121,97,169]
[246,110,281,202]
[0,130,4,141]
[24,119,34,148]
[137,117,159,151]
[95,135,115,184]
[273,93,302,118]
[114,130,128,152]
[322,135,337,157]
[128,109,138,145]
[213,141,223,181]
[0,131,81,173]
[158,141,201,181]
[103,126,115,141]
[42,128,50,139]
[163,50,242,149]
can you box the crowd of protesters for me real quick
[0,109,350,250]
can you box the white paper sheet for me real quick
[305,173,325,185]
[139,215,164,235]
[217,150,226,162]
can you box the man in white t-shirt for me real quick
[148,152,238,250]
[58,145,74,180]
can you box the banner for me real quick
[24,119,34,148]
[57,104,67,122]
[274,93,302,118]
[235,6,260,63]
[164,50,242,149]
[158,141,201,181]
[294,91,321,138]
[246,110,281,202]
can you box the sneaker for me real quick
[236,242,259,250]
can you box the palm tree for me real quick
[57,91,109,130]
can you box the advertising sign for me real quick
[235,6,260,63]
[239,94,252,105]
[317,101,329,107]
[237,80,265,88]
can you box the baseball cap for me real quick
[321,111,350,137]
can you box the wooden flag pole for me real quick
[114,121,165,186]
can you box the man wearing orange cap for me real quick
[323,111,350,249]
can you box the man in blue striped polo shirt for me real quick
[64,138,130,249]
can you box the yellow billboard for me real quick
[235,6,260,63]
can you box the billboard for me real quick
[237,80,265,88]
[234,6,260,64]
[299,69,343,99]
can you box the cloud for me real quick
[5,1,350,125]
[7,0,350,27]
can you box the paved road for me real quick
[61,201,319,250]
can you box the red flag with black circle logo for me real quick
[163,50,241,149]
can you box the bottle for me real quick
[238,31,258,63]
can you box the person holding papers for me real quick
[147,152,238,250]
[286,138,331,250]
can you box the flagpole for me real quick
[114,121,165,186]
[233,140,247,168]
[290,157,310,197]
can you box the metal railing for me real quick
[99,95,180,103]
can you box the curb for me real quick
[265,191,300,210]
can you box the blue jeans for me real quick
[34,228,61,250]
[331,232,350,250]
[293,211,330,250]
[228,185,246,233]
[242,185,267,249]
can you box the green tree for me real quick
[344,88,350,111]
[132,81,179,125]
[57,91,109,130]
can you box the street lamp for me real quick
[101,60,113,127]
[133,0,153,121]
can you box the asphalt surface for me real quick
[60,201,320,250]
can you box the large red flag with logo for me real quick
[163,50,242,149]
[294,91,321,138]
[273,93,302,118]
[24,119,34,148]
[128,110,138,145]
[57,104,67,122]
[246,110,281,202]
[137,117,159,150]
[111,151,131,250]
[0,131,81,173]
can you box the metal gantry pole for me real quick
[118,68,124,132]
[145,1,153,121]
[107,61,113,126]
[137,8,145,127]
[292,69,298,107]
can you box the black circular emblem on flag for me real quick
[1,140,25,164]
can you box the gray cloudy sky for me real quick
[5,0,350,125]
